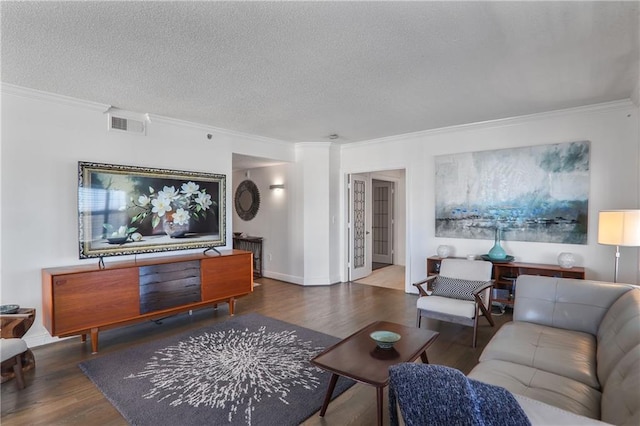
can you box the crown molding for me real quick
[1,83,291,147]
[147,113,290,147]
[294,141,335,148]
[343,99,636,150]
[1,83,109,112]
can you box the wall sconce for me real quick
[598,209,640,282]
[269,184,285,190]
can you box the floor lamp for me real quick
[597,210,640,283]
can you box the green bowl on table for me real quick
[370,330,401,349]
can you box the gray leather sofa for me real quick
[468,275,640,425]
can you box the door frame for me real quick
[372,179,394,265]
[346,169,406,284]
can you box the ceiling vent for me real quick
[106,108,147,135]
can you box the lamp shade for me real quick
[598,210,640,246]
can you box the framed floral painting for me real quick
[78,161,226,258]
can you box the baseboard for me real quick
[262,270,303,285]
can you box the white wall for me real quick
[296,143,338,285]
[341,101,640,289]
[231,163,302,283]
[0,85,295,347]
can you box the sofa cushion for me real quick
[600,343,640,426]
[468,359,602,420]
[596,288,640,385]
[479,321,598,388]
[431,276,487,301]
[512,394,611,425]
[514,276,633,336]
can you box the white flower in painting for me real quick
[130,182,213,229]
[138,194,150,207]
[180,181,200,197]
[151,196,172,217]
[195,192,212,210]
[159,186,179,202]
[172,208,190,226]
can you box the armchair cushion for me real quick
[432,276,488,301]
[417,295,477,318]
[0,338,27,362]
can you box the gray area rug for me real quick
[79,313,354,425]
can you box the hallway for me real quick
[354,264,405,291]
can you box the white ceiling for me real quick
[2,1,638,144]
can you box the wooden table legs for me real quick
[319,373,339,417]
[318,374,386,426]
[376,386,384,426]
[317,349,430,424]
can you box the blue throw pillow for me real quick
[431,276,487,301]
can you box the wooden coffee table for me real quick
[311,321,439,426]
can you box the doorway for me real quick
[372,179,394,268]
[347,170,405,288]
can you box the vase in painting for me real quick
[162,215,190,238]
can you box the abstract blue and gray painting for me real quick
[435,141,589,244]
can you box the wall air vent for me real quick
[106,108,147,135]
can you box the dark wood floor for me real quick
[1,278,512,425]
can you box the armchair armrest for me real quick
[472,281,494,295]
[413,275,438,297]
[473,280,495,326]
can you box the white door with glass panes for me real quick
[349,173,372,281]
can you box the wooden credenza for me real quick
[426,256,585,305]
[42,250,253,352]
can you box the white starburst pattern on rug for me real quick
[125,326,326,425]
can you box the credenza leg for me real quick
[228,297,235,315]
[90,328,99,354]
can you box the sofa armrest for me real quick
[513,275,635,335]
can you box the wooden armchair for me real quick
[1,310,35,388]
[413,259,494,347]
[0,338,28,389]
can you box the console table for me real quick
[233,236,263,278]
[426,256,585,305]
[42,250,253,353]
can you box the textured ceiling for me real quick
[2,1,638,143]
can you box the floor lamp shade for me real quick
[598,210,640,283]
[598,210,640,246]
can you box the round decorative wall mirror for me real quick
[234,180,260,221]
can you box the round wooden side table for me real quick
[1,308,36,383]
